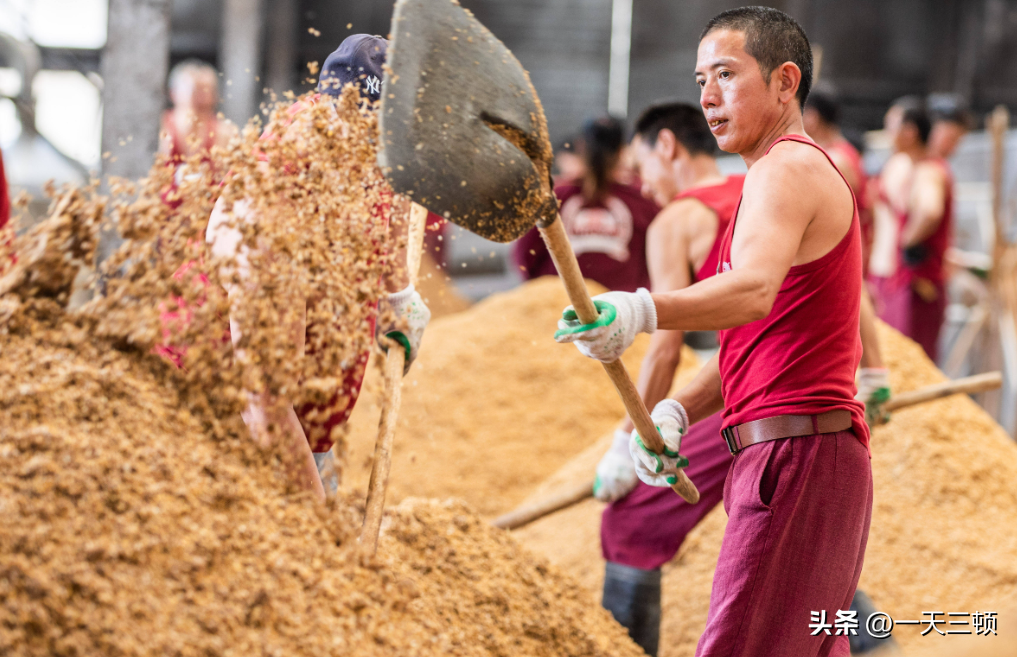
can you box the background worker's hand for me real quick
[593,428,640,502]
[629,399,689,488]
[856,367,892,426]
[377,284,431,374]
[554,288,656,363]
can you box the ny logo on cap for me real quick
[366,75,380,95]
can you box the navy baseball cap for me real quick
[318,34,387,101]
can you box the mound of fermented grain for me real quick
[0,298,643,657]
[513,322,1017,656]
[342,276,701,517]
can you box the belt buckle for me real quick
[721,426,740,454]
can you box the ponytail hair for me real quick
[580,116,624,202]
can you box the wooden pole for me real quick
[360,203,429,556]
[98,0,172,264]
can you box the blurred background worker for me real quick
[928,93,974,161]
[159,59,234,167]
[878,102,954,363]
[804,85,872,271]
[513,116,659,292]
[593,101,742,656]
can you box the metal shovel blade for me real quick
[378,0,559,243]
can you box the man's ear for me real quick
[776,61,802,106]
[656,129,680,161]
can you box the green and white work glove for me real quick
[593,429,640,502]
[554,288,657,363]
[629,399,689,488]
[377,284,431,374]
[856,367,892,426]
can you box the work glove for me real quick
[629,399,689,488]
[856,367,892,426]
[554,288,657,363]
[377,284,431,374]
[593,429,640,502]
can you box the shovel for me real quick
[377,0,699,504]
[491,371,1005,531]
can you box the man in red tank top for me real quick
[591,101,742,655]
[878,105,953,362]
[555,9,871,656]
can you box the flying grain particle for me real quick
[346,23,352,29]
[308,27,321,36]
[307,61,320,75]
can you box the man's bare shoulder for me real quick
[745,139,844,201]
[650,197,715,240]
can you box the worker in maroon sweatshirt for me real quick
[556,8,871,656]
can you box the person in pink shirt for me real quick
[556,8,871,656]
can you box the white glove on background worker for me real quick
[554,288,657,363]
[856,367,892,426]
[629,399,689,488]
[377,284,431,374]
[594,429,640,502]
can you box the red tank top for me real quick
[895,158,953,286]
[673,175,745,282]
[717,135,869,449]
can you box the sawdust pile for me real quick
[342,276,702,517]
[513,323,1017,656]
[0,88,643,655]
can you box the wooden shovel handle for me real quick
[883,371,1003,413]
[361,201,430,555]
[538,216,700,504]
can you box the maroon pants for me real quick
[601,413,731,569]
[696,431,872,657]
[879,280,946,363]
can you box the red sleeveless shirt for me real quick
[672,175,745,283]
[716,135,869,449]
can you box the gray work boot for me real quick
[851,589,898,654]
[602,561,661,656]
[313,450,339,496]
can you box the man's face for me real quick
[696,29,780,154]
[632,134,676,207]
[929,121,967,159]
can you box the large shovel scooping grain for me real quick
[491,371,1005,530]
[377,0,699,504]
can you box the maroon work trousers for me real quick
[696,431,872,657]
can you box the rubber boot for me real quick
[851,589,897,654]
[313,451,339,496]
[602,562,661,656]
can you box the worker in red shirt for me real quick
[593,100,742,656]
[557,8,871,656]
[206,35,430,501]
[596,102,889,656]
[514,116,659,292]
[878,104,952,363]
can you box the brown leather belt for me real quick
[721,410,853,455]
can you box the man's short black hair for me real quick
[928,93,974,130]
[700,6,813,109]
[902,106,932,145]
[633,102,718,157]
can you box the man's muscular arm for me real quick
[902,163,947,247]
[619,200,703,432]
[653,145,850,331]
